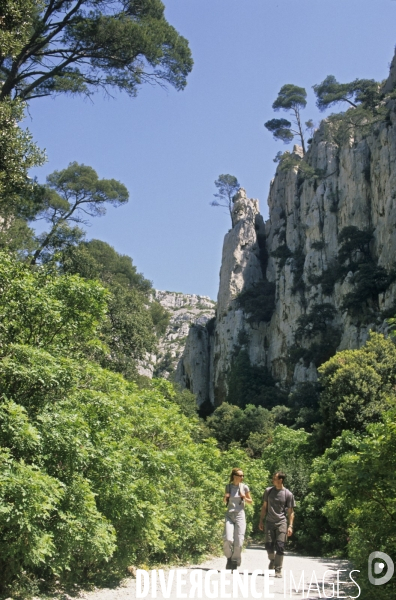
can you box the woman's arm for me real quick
[244,491,252,504]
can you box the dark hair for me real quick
[229,467,244,483]
[274,471,286,482]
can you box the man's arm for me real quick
[258,500,267,531]
[287,507,294,537]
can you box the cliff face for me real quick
[176,82,396,406]
[137,291,215,379]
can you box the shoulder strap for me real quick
[239,483,245,505]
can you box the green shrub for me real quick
[316,333,396,447]
[236,281,275,323]
[341,263,393,315]
[290,304,341,369]
[227,350,287,409]
[308,260,345,295]
[291,249,305,294]
[338,225,373,265]
[310,240,325,250]
[271,244,292,270]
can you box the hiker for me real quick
[258,471,295,578]
[223,467,252,571]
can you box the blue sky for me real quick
[27,0,396,299]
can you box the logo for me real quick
[368,551,394,586]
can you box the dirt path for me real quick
[75,544,358,600]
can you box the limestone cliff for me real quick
[176,61,396,406]
[137,291,215,379]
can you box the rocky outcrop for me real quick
[137,291,216,379]
[176,56,396,406]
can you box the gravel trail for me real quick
[75,543,357,600]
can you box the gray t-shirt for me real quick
[225,483,250,513]
[263,486,295,523]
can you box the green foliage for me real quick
[288,303,341,371]
[206,402,276,452]
[0,98,46,214]
[0,349,220,592]
[338,225,373,265]
[335,227,394,316]
[0,251,108,356]
[227,350,287,410]
[295,303,338,340]
[31,163,129,264]
[308,260,344,295]
[322,103,388,147]
[150,301,170,336]
[0,216,36,255]
[210,174,240,223]
[286,382,321,432]
[261,425,312,503]
[0,0,193,101]
[0,250,272,595]
[296,430,361,555]
[63,239,152,293]
[313,75,382,111]
[236,281,276,323]
[310,240,325,251]
[0,0,39,58]
[60,240,165,378]
[271,243,292,269]
[316,333,396,448]
[310,228,394,315]
[291,248,305,294]
[97,283,157,377]
[264,118,294,143]
[276,150,324,182]
[341,263,392,315]
[322,409,396,600]
[265,84,309,153]
[272,84,307,112]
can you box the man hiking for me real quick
[259,471,295,578]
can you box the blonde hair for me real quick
[229,467,244,483]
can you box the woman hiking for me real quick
[223,467,252,571]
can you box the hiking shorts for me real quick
[264,520,287,555]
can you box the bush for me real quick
[227,350,287,409]
[236,281,276,323]
[315,333,396,448]
[271,244,292,270]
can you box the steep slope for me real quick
[176,64,396,406]
[138,291,216,379]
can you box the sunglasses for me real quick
[235,474,244,477]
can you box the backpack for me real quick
[226,483,246,506]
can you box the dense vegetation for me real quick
[0,251,270,597]
[1,5,396,599]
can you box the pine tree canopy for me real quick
[272,84,307,111]
[0,0,194,101]
[313,75,380,111]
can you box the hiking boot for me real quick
[231,560,238,572]
[226,558,232,570]
[268,559,275,570]
[275,568,282,578]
